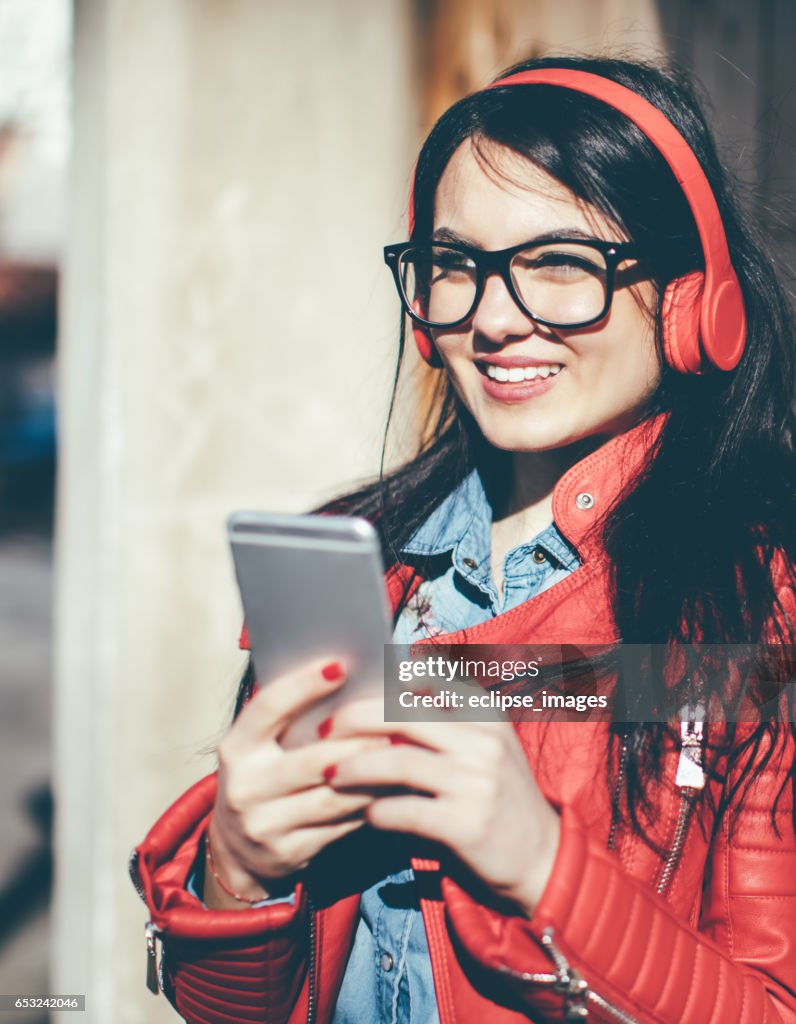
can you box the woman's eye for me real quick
[531,252,599,276]
[430,255,473,282]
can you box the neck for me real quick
[499,439,598,524]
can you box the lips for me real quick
[475,359,565,402]
[476,353,563,368]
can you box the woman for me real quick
[132,56,796,1024]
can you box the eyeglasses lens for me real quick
[400,246,478,325]
[511,243,608,327]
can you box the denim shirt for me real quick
[333,470,580,1024]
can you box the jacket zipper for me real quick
[585,989,642,1024]
[306,895,317,1024]
[129,848,164,995]
[500,927,642,1023]
[128,848,146,902]
[656,709,705,895]
[145,920,162,995]
[655,788,694,895]
[606,735,629,852]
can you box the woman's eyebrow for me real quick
[539,228,608,242]
[431,226,481,246]
[431,226,611,246]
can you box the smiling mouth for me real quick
[477,362,564,382]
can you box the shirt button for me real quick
[380,952,394,972]
[532,547,547,564]
[462,557,478,570]
[575,491,595,510]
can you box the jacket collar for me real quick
[551,413,665,559]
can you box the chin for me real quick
[477,419,578,454]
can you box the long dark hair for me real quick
[238,56,796,844]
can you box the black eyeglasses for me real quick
[383,237,638,330]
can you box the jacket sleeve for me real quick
[441,726,796,1024]
[131,773,310,1024]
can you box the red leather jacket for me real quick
[132,419,796,1024]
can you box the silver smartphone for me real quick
[228,511,392,747]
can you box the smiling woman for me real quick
[132,56,796,1024]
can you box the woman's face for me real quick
[430,139,660,453]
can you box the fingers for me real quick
[248,783,374,834]
[215,815,370,890]
[328,698,505,754]
[364,794,452,843]
[218,736,389,808]
[275,737,390,794]
[267,818,368,874]
[210,770,375,886]
[233,657,347,743]
[329,744,450,796]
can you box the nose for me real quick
[470,270,537,346]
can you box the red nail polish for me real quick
[317,716,333,739]
[323,764,337,783]
[321,661,345,683]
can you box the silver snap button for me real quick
[380,952,394,972]
[531,547,547,564]
[575,492,594,510]
[462,557,478,570]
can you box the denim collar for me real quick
[401,470,487,559]
[400,469,579,591]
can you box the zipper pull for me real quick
[540,928,589,1020]
[145,921,161,994]
[675,703,705,789]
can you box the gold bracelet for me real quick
[204,832,268,905]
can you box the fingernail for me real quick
[323,764,337,783]
[317,716,333,739]
[321,661,345,683]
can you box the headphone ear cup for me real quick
[661,271,706,374]
[413,325,444,367]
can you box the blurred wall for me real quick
[415,0,663,128]
[658,0,796,269]
[54,2,415,1020]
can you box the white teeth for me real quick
[485,363,563,382]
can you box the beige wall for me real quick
[54,2,415,1020]
[53,1,663,1020]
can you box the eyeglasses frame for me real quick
[383,237,639,331]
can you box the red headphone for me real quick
[410,68,747,374]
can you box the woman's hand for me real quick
[205,660,386,910]
[324,700,560,917]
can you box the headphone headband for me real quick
[409,67,746,372]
